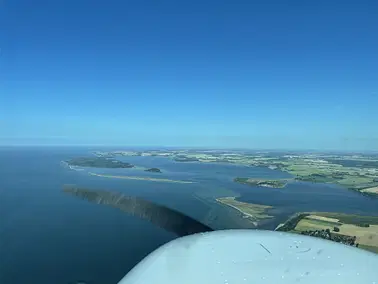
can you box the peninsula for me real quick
[216,197,273,225]
[66,157,134,168]
[91,150,378,195]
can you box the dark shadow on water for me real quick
[63,185,214,237]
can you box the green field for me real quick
[216,197,273,222]
[315,212,378,226]
[278,212,378,254]
[93,150,378,195]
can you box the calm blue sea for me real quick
[1,146,377,284]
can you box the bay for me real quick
[1,146,377,284]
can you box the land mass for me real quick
[276,212,378,254]
[88,172,194,184]
[145,168,162,173]
[70,150,378,253]
[361,186,378,195]
[216,197,273,226]
[234,177,288,188]
[92,150,378,195]
[173,156,200,162]
[66,157,134,169]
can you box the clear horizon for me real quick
[1,0,377,150]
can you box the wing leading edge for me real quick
[118,229,378,284]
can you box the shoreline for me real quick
[216,198,256,219]
[234,177,289,188]
[216,197,273,226]
[88,172,195,184]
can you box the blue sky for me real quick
[1,0,377,150]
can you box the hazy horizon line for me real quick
[0,144,377,154]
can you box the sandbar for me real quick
[88,172,194,184]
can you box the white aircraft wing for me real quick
[118,229,378,284]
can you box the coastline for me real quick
[217,198,255,219]
[216,196,273,226]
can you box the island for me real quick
[87,149,378,197]
[216,197,273,226]
[66,157,134,168]
[88,149,378,196]
[65,149,378,254]
[276,212,378,253]
[145,168,162,173]
[88,172,194,184]
[234,177,288,188]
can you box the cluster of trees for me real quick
[295,174,335,183]
[301,229,358,247]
